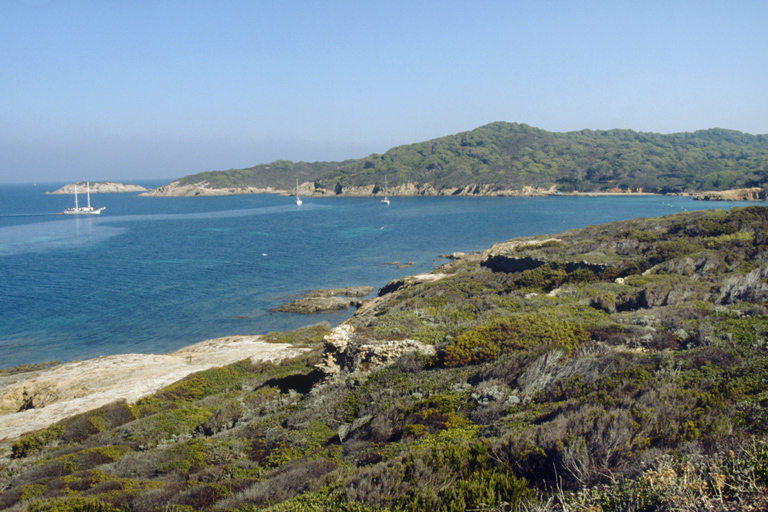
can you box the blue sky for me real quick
[2,0,767,183]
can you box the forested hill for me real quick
[172,122,768,194]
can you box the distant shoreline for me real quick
[45,182,148,194]
[139,182,767,202]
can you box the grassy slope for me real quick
[169,123,768,193]
[4,207,768,511]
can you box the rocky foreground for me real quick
[46,182,148,194]
[4,206,768,511]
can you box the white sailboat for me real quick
[381,176,390,205]
[295,179,303,205]
[62,182,105,215]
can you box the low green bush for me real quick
[444,314,588,367]
[12,423,65,458]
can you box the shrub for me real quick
[516,264,567,291]
[344,437,531,511]
[12,424,65,458]
[444,314,589,367]
[649,239,698,264]
[617,228,659,243]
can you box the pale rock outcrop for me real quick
[693,187,767,201]
[719,264,768,304]
[317,324,436,381]
[0,336,307,441]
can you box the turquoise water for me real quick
[0,182,761,369]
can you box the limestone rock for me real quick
[317,324,436,380]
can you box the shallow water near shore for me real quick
[0,182,762,369]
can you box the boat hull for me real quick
[63,207,105,215]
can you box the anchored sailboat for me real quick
[62,182,105,215]
[381,176,390,205]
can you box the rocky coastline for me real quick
[137,179,768,202]
[46,182,148,194]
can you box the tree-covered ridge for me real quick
[5,207,768,510]
[174,160,348,189]
[322,122,768,192]
[170,122,768,193]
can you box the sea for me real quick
[0,181,762,370]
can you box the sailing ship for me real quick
[381,176,390,205]
[62,182,105,215]
[295,179,302,205]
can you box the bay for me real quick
[0,182,761,370]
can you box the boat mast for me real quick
[86,182,91,208]
[74,183,79,209]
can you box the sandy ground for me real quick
[0,336,307,442]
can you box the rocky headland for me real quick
[46,182,148,194]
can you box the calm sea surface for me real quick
[0,181,762,369]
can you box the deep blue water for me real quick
[0,182,762,369]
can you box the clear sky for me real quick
[2,0,767,184]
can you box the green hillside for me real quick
[174,160,349,189]
[172,122,768,193]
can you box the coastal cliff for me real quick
[46,182,148,194]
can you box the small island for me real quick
[46,182,149,194]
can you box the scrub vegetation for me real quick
[4,206,768,510]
